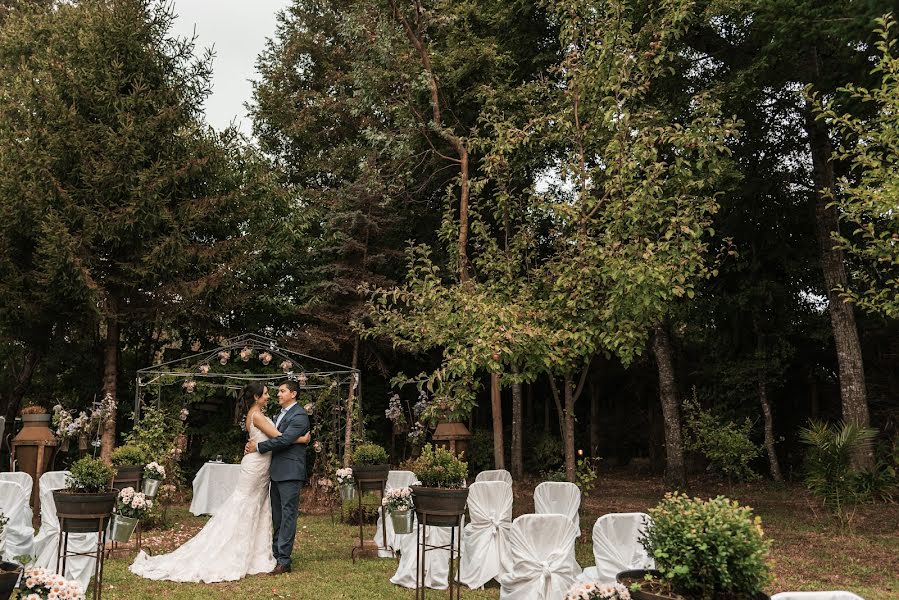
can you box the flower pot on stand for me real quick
[0,561,23,600]
[142,478,161,498]
[410,485,469,527]
[390,509,414,534]
[109,514,139,542]
[52,490,117,533]
[352,464,389,492]
[616,570,772,600]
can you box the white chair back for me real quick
[32,471,98,591]
[0,471,33,499]
[771,593,865,600]
[374,471,420,558]
[582,512,653,584]
[386,470,418,489]
[533,481,581,532]
[475,469,513,485]
[459,481,513,589]
[0,479,34,560]
[498,513,581,599]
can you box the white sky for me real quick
[170,0,292,136]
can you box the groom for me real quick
[245,379,310,575]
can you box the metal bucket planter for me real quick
[410,486,469,527]
[616,570,770,600]
[390,509,414,534]
[109,514,139,543]
[142,478,161,498]
[352,464,389,492]
[339,483,357,502]
[0,561,23,600]
[52,490,117,533]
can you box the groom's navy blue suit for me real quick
[257,402,310,569]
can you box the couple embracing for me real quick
[130,380,310,582]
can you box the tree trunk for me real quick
[758,375,783,482]
[563,377,576,482]
[2,349,41,437]
[525,382,534,430]
[650,323,686,487]
[100,298,120,463]
[803,103,872,469]
[510,366,523,479]
[589,379,601,457]
[490,372,504,469]
[343,335,360,467]
[543,381,550,433]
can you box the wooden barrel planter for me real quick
[0,561,23,600]
[410,485,468,527]
[616,570,771,600]
[352,464,389,492]
[52,490,117,533]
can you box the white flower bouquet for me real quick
[143,462,166,481]
[564,582,631,600]
[18,566,86,600]
[335,467,354,486]
[116,487,153,519]
[382,486,414,512]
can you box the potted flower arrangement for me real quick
[111,444,146,483]
[142,461,166,498]
[52,456,117,533]
[565,582,631,600]
[336,467,355,502]
[110,487,153,542]
[382,486,414,534]
[618,492,771,600]
[351,443,389,492]
[410,443,468,527]
[16,566,85,600]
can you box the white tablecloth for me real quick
[190,462,243,516]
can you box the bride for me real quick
[130,382,310,583]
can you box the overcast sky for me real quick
[170,0,291,136]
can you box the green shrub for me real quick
[683,395,761,482]
[799,420,878,512]
[412,444,468,488]
[66,457,115,493]
[467,429,495,474]
[110,445,146,466]
[576,456,600,496]
[526,432,563,473]
[642,492,771,599]
[352,443,388,466]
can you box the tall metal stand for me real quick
[415,510,463,600]
[350,476,389,562]
[57,513,109,600]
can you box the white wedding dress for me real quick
[130,421,277,582]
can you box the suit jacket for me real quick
[257,403,310,482]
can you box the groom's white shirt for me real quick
[274,401,297,429]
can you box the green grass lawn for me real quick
[97,473,899,599]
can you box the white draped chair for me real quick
[578,512,654,583]
[533,481,581,532]
[772,593,865,600]
[375,470,419,558]
[497,513,581,599]
[474,469,513,485]
[390,512,463,590]
[31,471,98,591]
[0,479,34,561]
[459,481,513,589]
[0,472,34,500]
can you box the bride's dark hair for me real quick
[239,381,266,415]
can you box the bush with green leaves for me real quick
[525,432,564,473]
[682,395,761,482]
[110,445,146,466]
[352,443,388,466]
[66,457,115,493]
[467,429,495,474]
[412,444,468,489]
[799,420,878,512]
[641,493,771,599]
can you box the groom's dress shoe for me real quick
[269,565,292,576]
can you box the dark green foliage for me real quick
[412,444,468,489]
[67,457,115,493]
[525,432,564,474]
[799,420,878,512]
[682,395,761,482]
[642,493,772,599]
[466,430,495,474]
[351,443,388,466]
[110,445,146,466]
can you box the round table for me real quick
[189,462,242,516]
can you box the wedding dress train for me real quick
[129,422,276,582]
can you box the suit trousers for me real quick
[270,479,303,567]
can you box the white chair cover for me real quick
[390,514,463,590]
[475,469,513,485]
[533,481,581,532]
[578,512,654,583]
[375,470,419,558]
[459,481,513,589]
[0,472,34,499]
[498,513,581,599]
[772,593,865,600]
[32,471,98,591]
[0,479,34,561]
